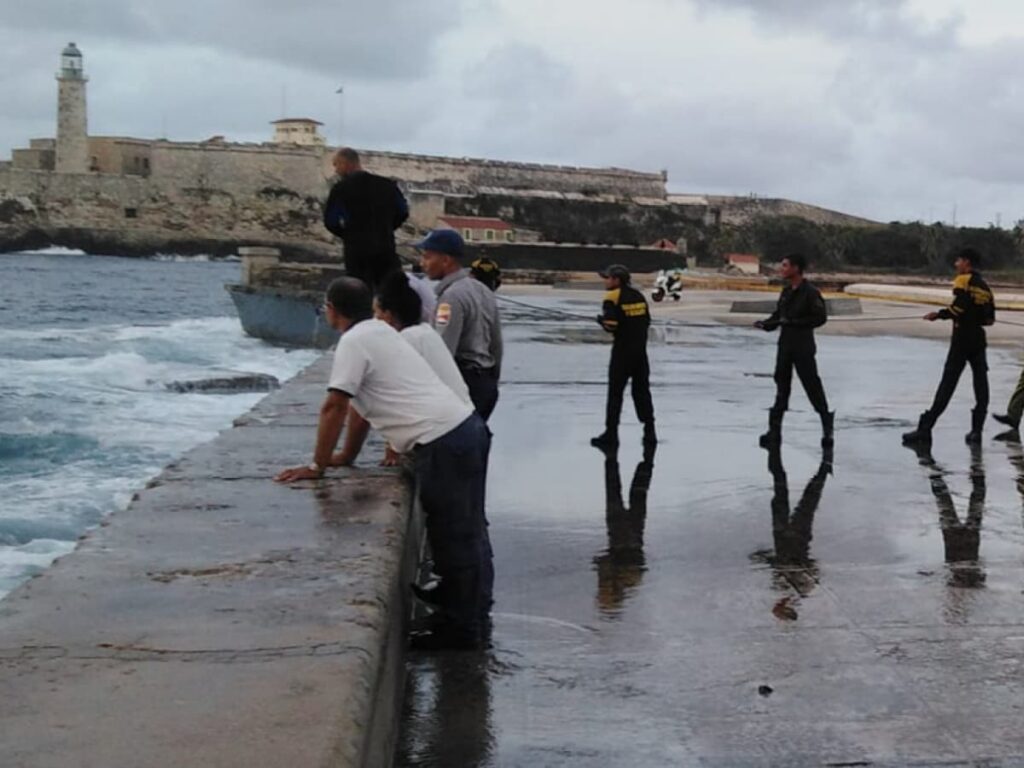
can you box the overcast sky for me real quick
[3,0,1024,225]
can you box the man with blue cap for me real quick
[417,229,503,421]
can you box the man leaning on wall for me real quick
[275,277,493,651]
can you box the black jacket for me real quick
[323,171,409,281]
[598,284,651,352]
[761,280,827,343]
[937,271,995,335]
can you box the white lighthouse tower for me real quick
[55,42,88,173]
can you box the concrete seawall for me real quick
[0,355,419,767]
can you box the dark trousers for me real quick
[345,252,401,295]
[606,349,654,430]
[415,414,493,637]
[772,341,830,415]
[459,364,500,422]
[926,337,989,421]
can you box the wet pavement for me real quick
[397,291,1024,767]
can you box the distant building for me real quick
[271,118,326,147]
[437,215,515,244]
[724,253,760,275]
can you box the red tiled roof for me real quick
[439,216,513,231]
[724,253,759,263]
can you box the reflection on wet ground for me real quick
[397,296,1024,766]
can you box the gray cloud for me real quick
[0,0,462,79]
[3,0,1024,225]
[691,0,961,45]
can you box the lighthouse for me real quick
[55,43,88,173]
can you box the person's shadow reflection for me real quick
[396,655,495,767]
[908,444,986,590]
[594,443,656,617]
[757,444,832,597]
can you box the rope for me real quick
[497,294,931,329]
[496,293,1024,331]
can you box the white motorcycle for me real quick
[651,269,684,302]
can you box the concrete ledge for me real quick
[0,355,419,768]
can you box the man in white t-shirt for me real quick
[275,277,492,650]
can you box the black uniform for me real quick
[470,256,502,292]
[598,284,654,434]
[323,171,409,292]
[761,280,830,416]
[923,271,994,428]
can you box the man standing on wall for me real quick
[323,147,409,293]
[591,264,656,449]
[755,253,833,448]
[418,230,503,422]
[902,247,995,446]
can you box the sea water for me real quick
[0,252,319,598]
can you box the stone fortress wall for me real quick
[0,44,876,258]
[1,132,676,256]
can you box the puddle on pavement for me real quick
[396,305,1024,766]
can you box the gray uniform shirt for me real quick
[433,269,503,377]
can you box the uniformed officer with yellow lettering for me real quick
[903,247,995,446]
[592,264,656,448]
[470,256,502,292]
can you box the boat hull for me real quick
[226,284,340,348]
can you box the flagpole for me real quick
[335,86,344,146]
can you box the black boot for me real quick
[643,421,658,445]
[759,409,783,448]
[993,413,1017,428]
[409,566,484,652]
[820,411,835,448]
[591,429,619,450]
[902,413,934,446]
[965,408,985,445]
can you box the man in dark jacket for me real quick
[592,264,656,449]
[903,247,995,446]
[755,253,833,448]
[323,147,409,292]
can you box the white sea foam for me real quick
[149,253,213,263]
[0,312,319,599]
[7,246,88,256]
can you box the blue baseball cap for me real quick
[414,229,465,259]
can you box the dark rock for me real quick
[165,373,280,395]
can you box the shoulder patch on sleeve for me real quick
[436,302,452,326]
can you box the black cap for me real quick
[599,264,630,283]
